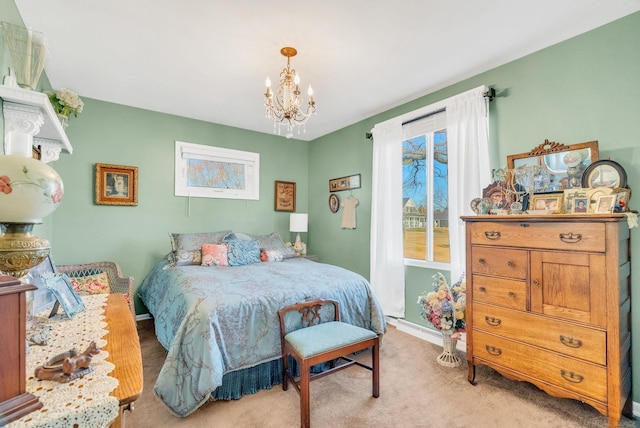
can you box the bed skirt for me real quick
[211,357,332,400]
[212,358,283,400]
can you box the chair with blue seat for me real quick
[277,298,380,428]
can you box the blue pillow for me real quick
[224,238,261,266]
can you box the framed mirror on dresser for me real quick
[507,139,599,192]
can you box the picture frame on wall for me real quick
[95,163,138,206]
[274,180,296,212]
[329,174,361,192]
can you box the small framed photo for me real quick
[28,255,58,315]
[44,274,86,319]
[572,198,589,213]
[614,187,631,212]
[530,193,563,214]
[563,188,589,213]
[595,194,616,214]
[95,163,138,206]
[274,180,296,212]
[329,174,361,193]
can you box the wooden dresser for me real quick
[462,214,632,427]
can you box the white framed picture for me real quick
[175,141,260,200]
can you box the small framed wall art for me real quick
[329,194,340,213]
[274,180,296,212]
[329,173,361,192]
[95,163,138,206]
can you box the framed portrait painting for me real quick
[274,180,296,212]
[95,163,138,206]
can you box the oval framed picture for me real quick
[328,194,340,213]
[581,159,627,189]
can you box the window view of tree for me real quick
[402,130,450,263]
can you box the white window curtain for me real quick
[446,86,492,283]
[370,118,405,318]
[370,85,491,318]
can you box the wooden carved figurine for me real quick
[35,341,100,382]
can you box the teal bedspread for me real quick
[138,256,386,417]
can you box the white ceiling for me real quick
[13,0,640,141]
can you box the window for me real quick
[402,111,450,266]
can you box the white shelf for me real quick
[0,82,73,162]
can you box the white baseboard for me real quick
[136,313,152,322]
[389,317,639,418]
[392,317,466,352]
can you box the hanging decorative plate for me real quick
[581,159,627,189]
[328,194,340,213]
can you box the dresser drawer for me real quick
[470,221,605,252]
[472,275,526,311]
[473,331,606,402]
[473,302,606,365]
[471,247,527,279]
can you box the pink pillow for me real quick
[201,244,228,267]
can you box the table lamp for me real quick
[289,213,308,256]
[0,130,63,423]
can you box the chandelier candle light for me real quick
[264,47,316,139]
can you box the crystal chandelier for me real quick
[264,47,316,139]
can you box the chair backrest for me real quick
[278,298,341,337]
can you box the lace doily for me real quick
[7,294,120,428]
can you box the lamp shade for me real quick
[0,155,63,223]
[289,213,308,233]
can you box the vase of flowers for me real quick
[417,273,466,367]
[46,88,84,128]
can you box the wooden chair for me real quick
[277,298,380,428]
[56,261,135,318]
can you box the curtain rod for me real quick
[365,88,496,140]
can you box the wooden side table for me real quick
[104,294,143,428]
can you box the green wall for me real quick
[50,100,310,314]
[309,11,640,397]
[3,0,640,403]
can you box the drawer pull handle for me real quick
[484,231,501,240]
[479,286,487,292]
[508,291,515,297]
[520,223,530,228]
[485,345,502,356]
[560,370,584,384]
[507,260,515,267]
[532,279,539,286]
[484,316,501,326]
[559,232,582,244]
[559,335,583,348]
[478,258,486,264]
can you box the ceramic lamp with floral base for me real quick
[0,132,64,278]
[0,131,62,424]
[417,273,466,368]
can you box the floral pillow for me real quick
[260,249,284,262]
[201,244,229,267]
[70,272,110,295]
[169,230,232,266]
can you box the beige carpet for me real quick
[126,320,637,428]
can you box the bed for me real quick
[138,231,386,417]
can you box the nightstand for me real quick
[302,254,319,262]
